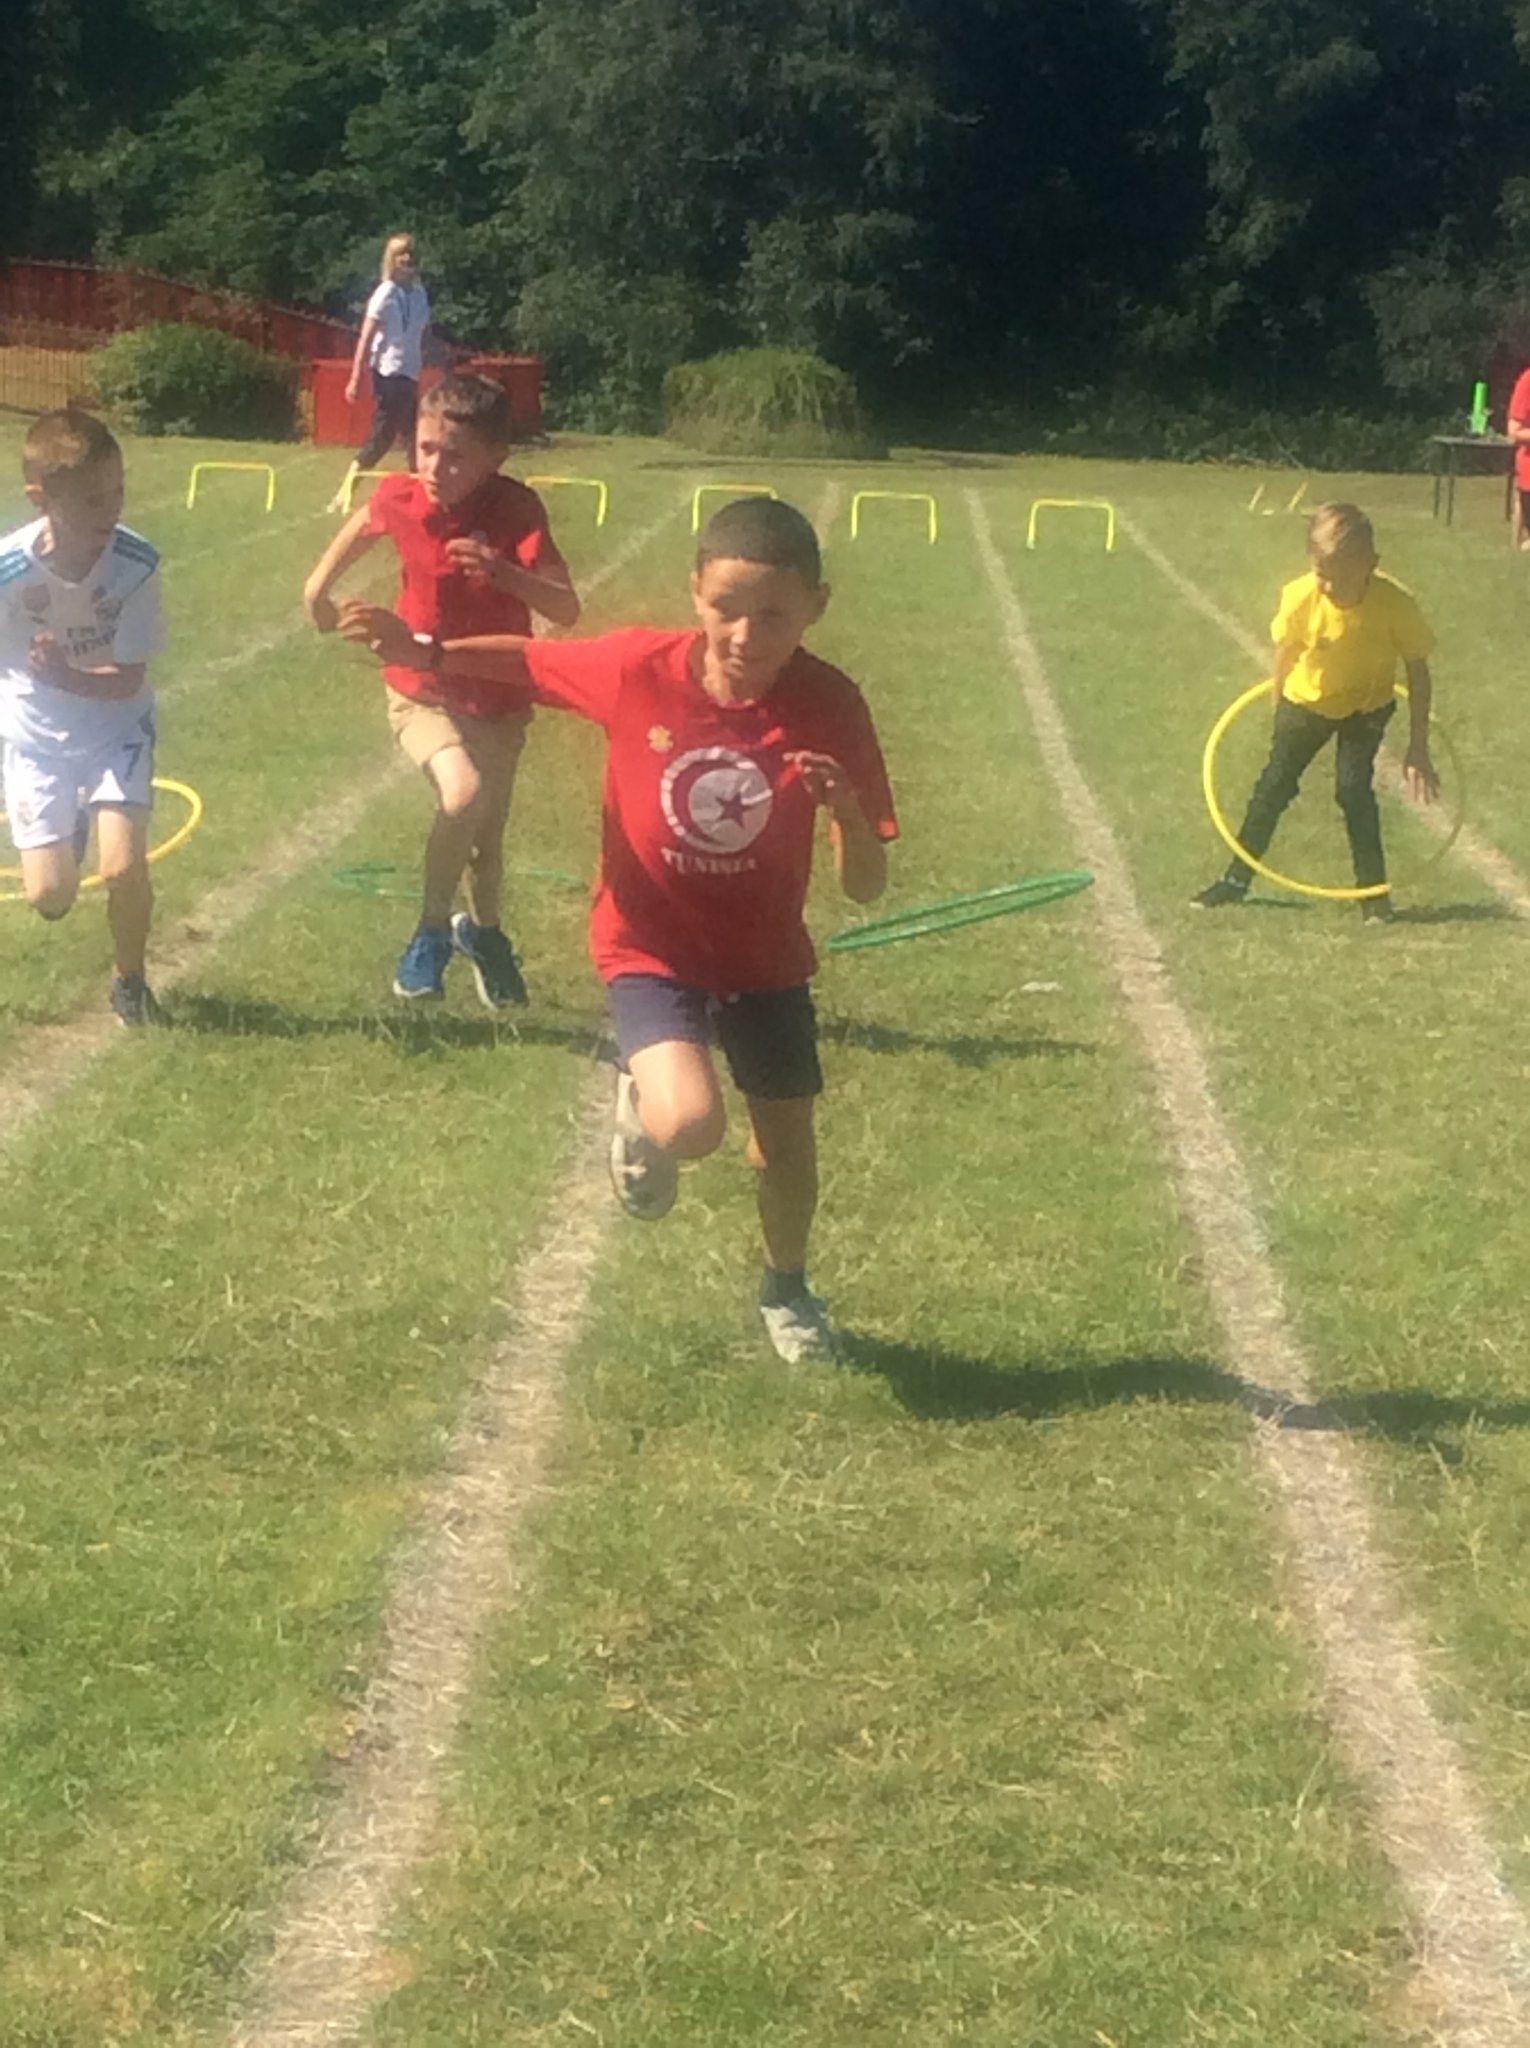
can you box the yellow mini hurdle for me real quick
[340,468,396,517]
[524,475,610,527]
[1246,478,1311,516]
[186,461,277,513]
[849,489,938,544]
[1026,497,1117,552]
[691,482,777,533]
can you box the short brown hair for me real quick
[23,409,121,491]
[696,497,821,584]
[418,372,512,449]
[1307,501,1374,559]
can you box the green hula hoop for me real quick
[826,870,1094,953]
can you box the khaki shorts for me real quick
[385,687,531,778]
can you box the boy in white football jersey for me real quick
[0,410,167,1024]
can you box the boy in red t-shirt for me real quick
[304,373,579,1004]
[339,498,897,1364]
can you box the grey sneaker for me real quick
[451,913,529,1008]
[1190,877,1248,909]
[110,973,165,1028]
[609,1071,678,1220]
[759,1291,838,1364]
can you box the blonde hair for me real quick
[380,232,416,281]
[23,408,120,490]
[1306,501,1374,560]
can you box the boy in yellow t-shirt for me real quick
[1192,502,1440,923]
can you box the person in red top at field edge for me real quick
[304,373,579,1004]
[1507,361,1530,551]
[340,497,897,1365]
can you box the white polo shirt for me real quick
[365,280,431,380]
[0,518,164,758]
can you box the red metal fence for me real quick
[0,261,545,440]
[0,260,353,361]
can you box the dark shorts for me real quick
[609,974,822,1100]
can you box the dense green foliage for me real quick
[664,348,880,457]
[90,323,299,437]
[11,0,1530,438]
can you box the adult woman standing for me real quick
[331,233,432,509]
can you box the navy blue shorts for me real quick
[609,975,823,1100]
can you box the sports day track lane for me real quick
[969,484,1530,2047]
[222,482,844,2046]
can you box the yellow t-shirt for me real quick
[1272,570,1435,719]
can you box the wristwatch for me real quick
[411,632,444,673]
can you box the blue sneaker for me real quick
[450,913,528,1009]
[393,925,453,1000]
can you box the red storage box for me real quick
[308,353,544,445]
[309,358,372,447]
[457,354,544,441]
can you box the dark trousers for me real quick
[1226,697,1395,889]
[357,373,419,469]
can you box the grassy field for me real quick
[2,423,1529,2045]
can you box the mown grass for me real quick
[7,429,1526,2045]
[365,477,1421,2047]
[984,459,1530,1906]
[0,430,692,2044]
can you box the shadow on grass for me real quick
[167,990,613,1061]
[1391,902,1516,926]
[1226,898,1311,914]
[842,1334,1530,1457]
[1200,900,1511,927]
[819,1015,1096,1067]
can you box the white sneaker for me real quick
[759,1291,838,1364]
[609,1071,678,1220]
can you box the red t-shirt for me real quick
[364,472,566,716]
[521,627,898,993]
[1510,368,1530,491]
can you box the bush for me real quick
[954,388,1445,473]
[90,323,299,439]
[664,348,882,458]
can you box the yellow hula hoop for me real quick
[1202,681,1464,902]
[0,776,204,904]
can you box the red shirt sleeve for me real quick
[1510,368,1530,428]
[514,501,568,579]
[823,682,898,842]
[362,474,409,537]
[521,628,639,725]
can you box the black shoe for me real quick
[110,973,165,1028]
[450,913,529,1009]
[1190,878,1248,909]
[1360,893,1395,925]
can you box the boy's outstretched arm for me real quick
[28,633,145,701]
[787,750,888,904]
[337,604,534,695]
[304,508,381,631]
[1402,658,1440,801]
[444,538,582,629]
